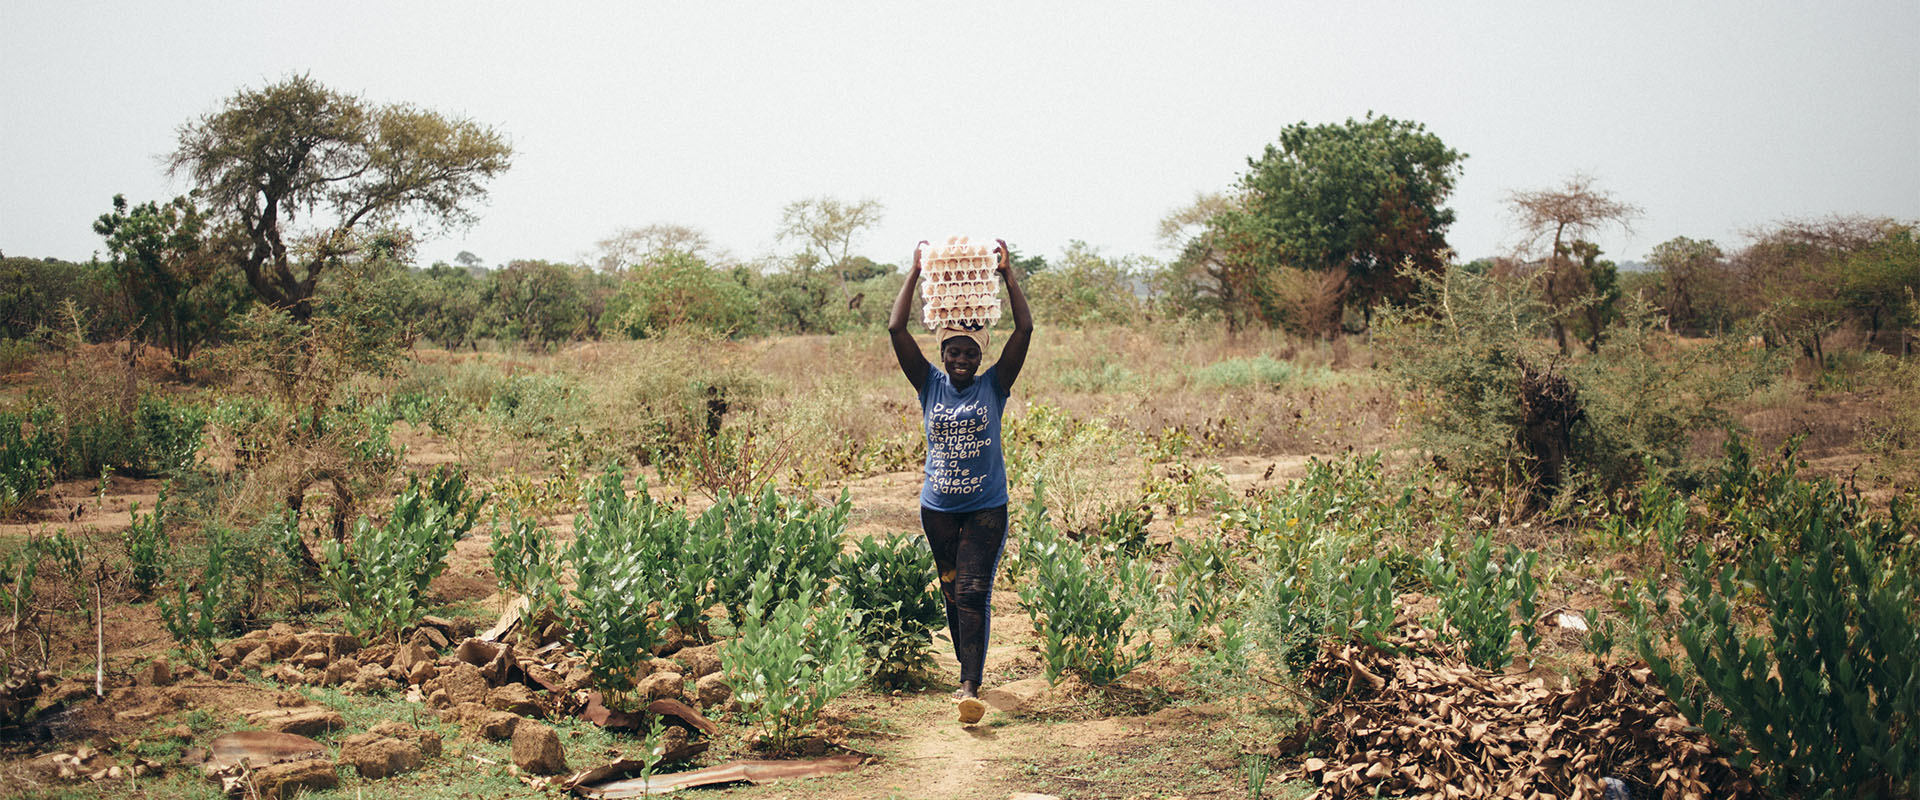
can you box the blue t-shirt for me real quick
[918,365,1011,512]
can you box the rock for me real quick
[249,758,337,799]
[394,641,432,671]
[636,671,684,701]
[262,633,300,660]
[479,645,521,686]
[478,711,521,740]
[673,644,722,679]
[418,615,457,637]
[296,651,331,670]
[694,673,732,709]
[268,664,307,685]
[441,662,488,705]
[337,732,422,779]
[410,625,450,651]
[323,658,359,687]
[523,663,564,692]
[240,646,273,672]
[561,665,594,692]
[486,683,543,717]
[426,689,450,709]
[354,664,398,694]
[657,726,691,761]
[981,676,1051,714]
[407,660,437,686]
[207,660,231,681]
[369,721,442,757]
[135,657,173,687]
[510,722,567,775]
[248,707,346,737]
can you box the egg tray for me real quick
[920,236,1001,331]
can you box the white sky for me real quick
[4,2,1917,270]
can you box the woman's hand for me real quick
[994,239,1012,276]
[913,240,929,274]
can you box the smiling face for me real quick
[940,336,983,383]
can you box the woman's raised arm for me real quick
[888,241,931,392]
[993,239,1034,393]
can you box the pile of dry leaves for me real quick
[1294,642,1760,799]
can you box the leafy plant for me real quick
[833,532,944,688]
[722,574,866,751]
[160,525,239,665]
[1421,532,1539,669]
[706,486,847,626]
[122,488,170,599]
[488,504,558,604]
[1624,457,1919,799]
[1164,534,1244,649]
[1015,489,1156,685]
[561,467,668,697]
[0,411,56,518]
[321,467,481,642]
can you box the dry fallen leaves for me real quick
[1294,642,1760,799]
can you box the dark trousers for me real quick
[919,505,1008,687]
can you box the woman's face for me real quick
[941,337,983,382]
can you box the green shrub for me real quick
[122,489,170,599]
[0,411,55,517]
[1164,534,1244,649]
[1015,488,1156,685]
[833,532,944,688]
[321,467,481,642]
[1420,532,1539,669]
[160,525,240,665]
[488,505,558,604]
[1376,265,1771,500]
[722,574,866,751]
[706,486,847,626]
[1625,457,1919,799]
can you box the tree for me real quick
[593,223,724,273]
[1506,174,1641,353]
[93,194,251,372]
[168,75,512,322]
[777,196,884,289]
[1155,192,1268,334]
[1645,236,1728,335]
[606,251,757,338]
[1239,114,1466,327]
[479,259,586,346]
[1023,241,1143,326]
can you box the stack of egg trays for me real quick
[920,237,1001,331]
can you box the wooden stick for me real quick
[94,580,104,698]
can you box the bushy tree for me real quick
[607,252,758,338]
[410,262,484,349]
[93,194,251,372]
[479,259,586,346]
[1644,236,1733,335]
[1023,241,1143,326]
[1239,113,1465,326]
[169,75,511,322]
[0,257,123,342]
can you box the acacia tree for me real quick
[1239,114,1465,328]
[1156,192,1267,334]
[593,223,725,273]
[777,196,884,303]
[169,75,512,322]
[1645,236,1729,335]
[1506,174,1641,353]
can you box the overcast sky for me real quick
[4,2,1916,271]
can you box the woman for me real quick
[887,238,1033,724]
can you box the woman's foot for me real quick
[954,681,985,724]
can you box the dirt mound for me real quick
[1295,642,1760,799]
